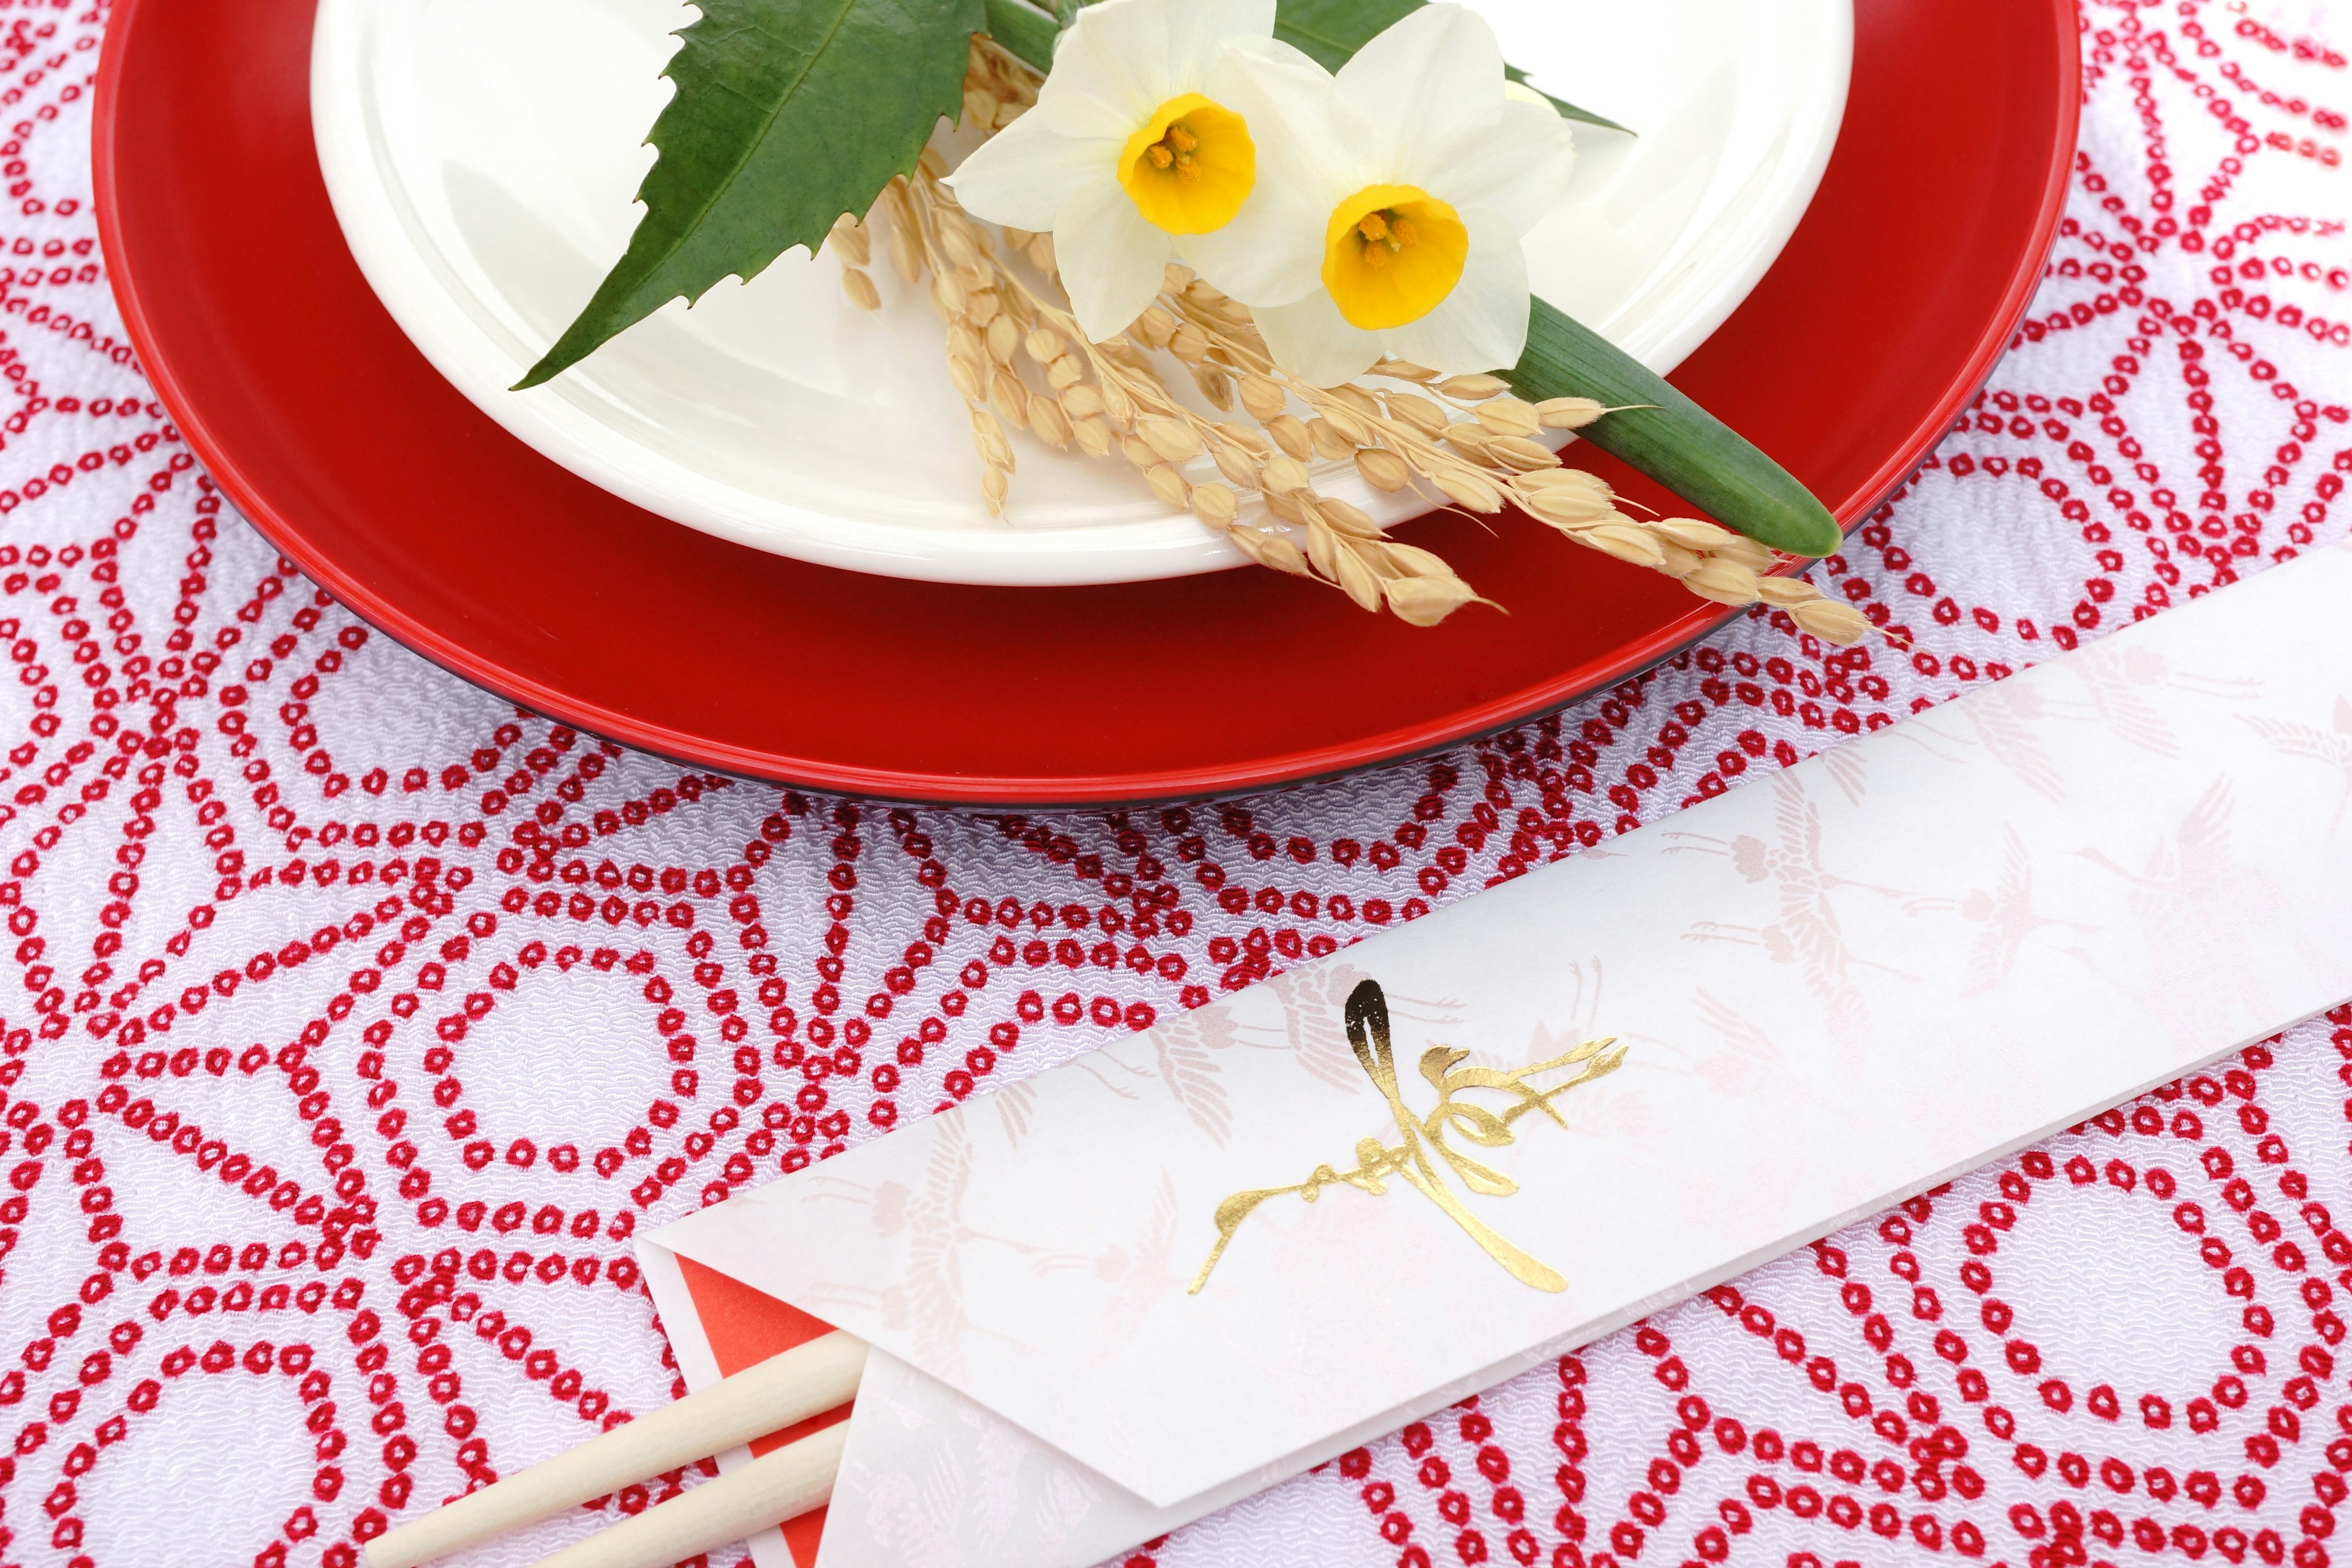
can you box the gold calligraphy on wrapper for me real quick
[1189,979,1628,1295]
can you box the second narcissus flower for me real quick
[1197,5,1577,386]
[947,0,1274,343]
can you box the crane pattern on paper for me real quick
[0,2,2342,1565]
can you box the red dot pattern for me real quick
[0,1,2341,1564]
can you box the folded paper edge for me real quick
[649,991,2328,1523]
[636,1239,801,1568]
[651,1212,1212,1516]
[819,1345,1382,1568]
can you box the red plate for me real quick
[95,0,2078,804]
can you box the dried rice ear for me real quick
[863,46,1875,638]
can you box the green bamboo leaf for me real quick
[1270,0,1631,134]
[1504,305,1842,559]
[516,0,985,390]
[982,0,1057,70]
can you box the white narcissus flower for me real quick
[946,0,1275,343]
[1194,6,1577,386]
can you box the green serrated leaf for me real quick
[1270,0,1632,134]
[516,0,985,390]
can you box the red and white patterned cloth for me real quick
[0,2,2346,1565]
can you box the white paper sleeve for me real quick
[652,540,2352,1568]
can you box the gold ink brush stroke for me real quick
[1189,979,1628,1295]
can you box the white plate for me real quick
[311,0,1850,586]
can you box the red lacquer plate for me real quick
[94,0,2079,805]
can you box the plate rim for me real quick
[94,0,2081,807]
[306,0,1855,587]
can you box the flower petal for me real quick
[1333,4,1509,183]
[1212,38,1368,198]
[1423,97,1576,235]
[948,111,1120,232]
[1038,0,1273,139]
[1035,1,1173,138]
[1374,205,1529,374]
[1175,41,1348,305]
[1162,0,1277,89]
[1054,178,1177,342]
[1255,288,1384,386]
[1174,186,1325,306]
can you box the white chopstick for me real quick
[526,1423,848,1568]
[365,1330,867,1568]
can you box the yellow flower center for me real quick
[1115,93,1254,235]
[1321,184,1468,331]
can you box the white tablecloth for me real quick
[4,2,2348,1564]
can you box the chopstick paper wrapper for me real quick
[651,541,2352,1568]
[633,1246,843,1568]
